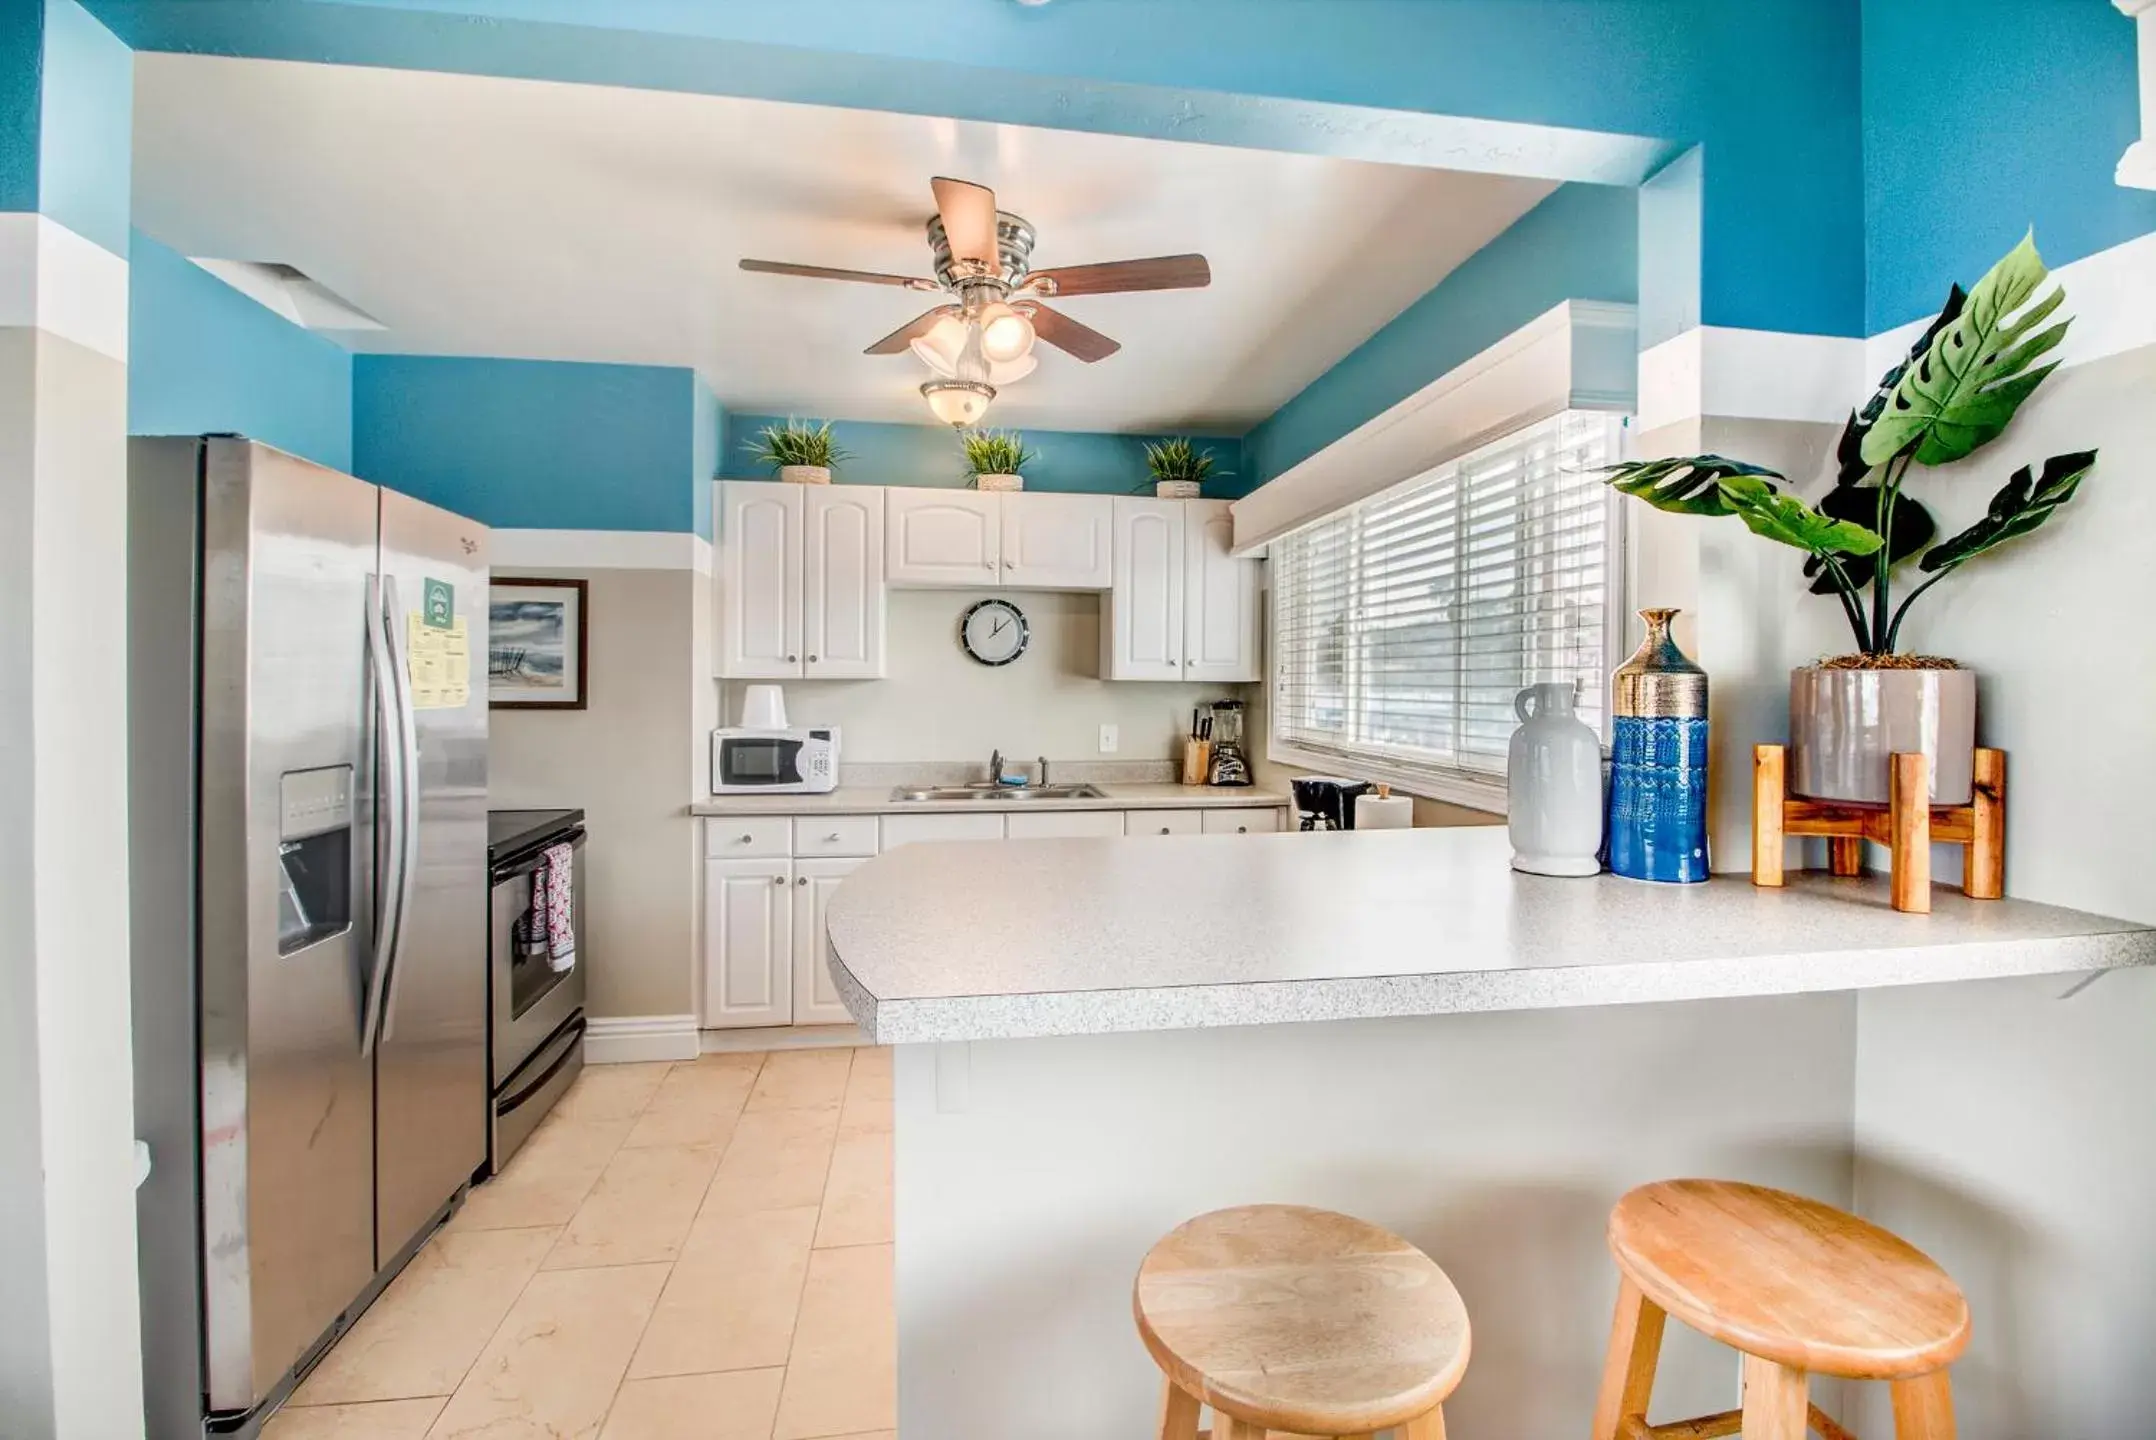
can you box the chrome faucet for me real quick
[1037,755,1050,786]
[987,748,1005,788]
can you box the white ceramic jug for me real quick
[1507,682,1604,876]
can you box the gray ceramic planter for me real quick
[1789,666,1977,805]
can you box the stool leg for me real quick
[1889,1369,1957,1440]
[1591,1277,1666,1440]
[1739,1355,1809,1440]
[1401,1409,1446,1440]
[1156,1380,1200,1440]
[1211,1413,1259,1440]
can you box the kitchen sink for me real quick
[889,783,1108,802]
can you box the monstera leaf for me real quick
[1919,450,2097,573]
[1861,234,2070,467]
[1603,454,1783,516]
[1833,283,1968,486]
[1718,475,1885,558]
[1803,484,1937,593]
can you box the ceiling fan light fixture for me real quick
[976,301,1036,363]
[986,352,1037,386]
[921,378,996,428]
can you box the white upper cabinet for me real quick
[1182,499,1261,683]
[802,486,886,679]
[717,481,887,679]
[1105,498,1186,679]
[717,481,803,678]
[885,487,1001,587]
[1000,492,1113,590]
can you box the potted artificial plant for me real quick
[1143,437,1229,499]
[961,429,1036,491]
[1605,233,2097,806]
[747,418,848,484]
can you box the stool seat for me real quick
[1134,1204,1470,1436]
[1608,1179,1971,1380]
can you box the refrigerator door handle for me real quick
[377,573,425,1044]
[360,573,406,1056]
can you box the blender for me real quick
[1204,700,1252,787]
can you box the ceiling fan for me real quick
[739,176,1211,426]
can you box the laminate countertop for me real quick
[824,825,2156,1044]
[688,784,1291,816]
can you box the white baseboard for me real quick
[701,1023,866,1054]
[584,1013,701,1063]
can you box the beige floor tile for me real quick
[700,1106,840,1217]
[545,1141,727,1270]
[624,1058,760,1149]
[772,1244,894,1440]
[744,1047,851,1112]
[426,1263,668,1440]
[452,1114,633,1231]
[836,1050,893,1136]
[601,1368,783,1440]
[295,1227,558,1404]
[264,1397,445,1439]
[813,1127,892,1250]
[553,1061,674,1121]
[627,1205,817,1379]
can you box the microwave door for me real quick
[722,737,804,787]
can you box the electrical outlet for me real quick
[1098,724,1119,754]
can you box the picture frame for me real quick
[488,577,589,710]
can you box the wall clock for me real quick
[960,598,1029,667]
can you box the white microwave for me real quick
[711,726,840,794]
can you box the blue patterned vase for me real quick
[1606,608,1710,883]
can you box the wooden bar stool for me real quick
[1593,1180,1971,1440]
[1135,1204,1471,1440]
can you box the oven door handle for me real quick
[498,1014,586,1113]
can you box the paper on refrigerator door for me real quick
[405,613,471,709]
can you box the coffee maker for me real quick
[1291,775,1373,830]
[1205,700,1252,786]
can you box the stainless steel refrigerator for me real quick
[129,437,490,1436]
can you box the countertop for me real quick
[824,826,2156,1044]
[689,783,1291,816]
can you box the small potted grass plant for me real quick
[746,418,848,484]
[1143,437,1228,499]
[960,429,1036,491]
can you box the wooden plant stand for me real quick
[1751,744,2005,914]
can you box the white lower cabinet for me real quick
[879,811,1006,849]
[792,858,863,1026]
[1134,809,1206,837]
[1201,807,1282,835]
[1005,809,1126,839]
[702,856,794,1027]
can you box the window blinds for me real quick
[1270,410,1622,795]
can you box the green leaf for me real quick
[1803,484,1936,593]
[1918,450,2097,573]
[1836,284,1968,485]
[1718,475,1885,558]
[1861,233,2073,467]
[1603,454,1783,517]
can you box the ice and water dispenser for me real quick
[277,765,354,954]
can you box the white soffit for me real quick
[189,258,386,331]
[1231,300,1637,553]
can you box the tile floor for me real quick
[265,1046,894,1440]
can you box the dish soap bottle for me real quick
[1507,682,1603,875]
[1606,607,1710,883]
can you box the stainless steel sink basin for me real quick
[889,783,1108,802]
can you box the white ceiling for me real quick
[132,56,1555,434]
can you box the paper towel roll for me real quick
[1354,793,1413,830]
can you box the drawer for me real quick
[1005,809,1126,840]
[705,816,793,858]
[791,815,880,858]
[1201,807,1283,835]
[1131,809,1204,837]
[879,812,1007,849]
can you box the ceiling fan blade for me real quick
[740,258,938,291]
[1025,254,1211,297]
[864,305,960,356]
[1024,302,1121,363]
[931,176,1000,268]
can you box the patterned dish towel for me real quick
[539,842,576,973]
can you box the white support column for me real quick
[2120,0,2156,189]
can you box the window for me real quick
[1269,410,1624,808]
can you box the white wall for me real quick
[748,588,1247,766]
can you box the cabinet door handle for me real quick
[824,832,841,842]
[739,833,753,843]
[1237,825,1248,833]
[773,874,786,885]
[797,876,808,886]
[787,654,798,662]
[808,654,819,663]
[1159,826,1171,835]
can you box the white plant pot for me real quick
[778,465,832,485]
[1154,479,1202,499]
[975,472,1023,492]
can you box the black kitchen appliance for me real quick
[1292,776,1373,830]
[486,808,587,1174]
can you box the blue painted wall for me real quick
[0,2,46,221]
[128,230,355,471]
[1243,183,1638,486]
[725,415,1245,499]
[354,356,706,533]
[1863,0,2156,333]
[693,378,720,541]
[81,0,1864,337]
[2,0,130,255]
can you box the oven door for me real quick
[716,734,806,790]
[489,831,587,1089]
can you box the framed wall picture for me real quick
[489,578,588,710]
